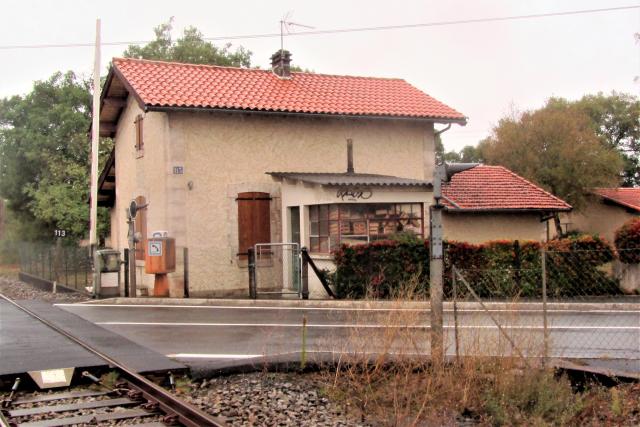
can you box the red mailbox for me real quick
[145,237,176,296]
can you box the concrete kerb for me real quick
[181,351,640,382]
[76,296,640,311]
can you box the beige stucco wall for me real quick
[110,97,178,296]
[176,112,434,296]
[565,200,638,243]
[442,212,548,243]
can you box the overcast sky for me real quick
[0,0,638,151]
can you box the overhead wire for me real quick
[0,5,637,50]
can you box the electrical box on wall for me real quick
[145,237,176,274]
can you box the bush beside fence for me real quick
[332,234,627,299]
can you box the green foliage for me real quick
[332,240,430,299]
[0,71,112,242]
[482,370,580,425]
[482,101,624,209]
[545,234,620,297]
[555,92,640,187]
[436,139,486,164]
[124,19,252,67]
[614,217,640,264]
[333,235,621,299]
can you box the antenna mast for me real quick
[279,12,314,54]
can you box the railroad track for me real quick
[0,295,226,427]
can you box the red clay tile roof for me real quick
[442,165,572,212]
[111,57,466,121]
[594,188,640,212]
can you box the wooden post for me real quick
[248,247,257,299]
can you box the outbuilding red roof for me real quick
[442,165,572,212]
[110,57,466,121]
[594,188,640,212]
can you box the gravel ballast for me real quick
[176,371,370,427]
[0,275,90,303]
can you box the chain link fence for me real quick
[449,248,640,364]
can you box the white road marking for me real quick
[167,353,262,359]
[97,321,640,330]
[55,303,640,314]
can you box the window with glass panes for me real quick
[309,203,424,253]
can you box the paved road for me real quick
[57,302,640,372]
[0,298,105,376]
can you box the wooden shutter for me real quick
[134,195,147,260]
[135,115,144,150]
[237,192,271,258]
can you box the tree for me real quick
[0,72,112,241]
[435,136,486,164]
[481,103,624,209]
[568,93,639,187]
[124,19,252,67]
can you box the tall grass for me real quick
[318,277,583,426]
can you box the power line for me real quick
[0,5,637,50]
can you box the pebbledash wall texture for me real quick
[109,108,436,296]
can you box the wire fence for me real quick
[18,242,93,293]
[450,248,640,363]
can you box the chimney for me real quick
[271,50,292,78]
[346,139,354,174]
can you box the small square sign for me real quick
[173,166,184,175]
[148,241,163,256]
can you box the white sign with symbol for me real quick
[149,241,163,256]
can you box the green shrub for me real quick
[614,217,640,264]
[545,234,620,297]
[333,240,429,299]
[332,234,621,299]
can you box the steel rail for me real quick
[0,294,226,427]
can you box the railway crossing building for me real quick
[97,52,570,297]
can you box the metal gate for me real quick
[249,243,301,298]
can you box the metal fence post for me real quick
[301,247,309,300]
[123,248,130,298]
[183,247,189,298]
[452,265,460,362]
[541,247,549,364]
[248,247,257,299]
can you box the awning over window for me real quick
[267,172,432,188]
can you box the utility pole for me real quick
[90,19,101,296]
[430,164,446,365]
[430,162,478,365]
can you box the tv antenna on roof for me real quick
[280,12,314,53]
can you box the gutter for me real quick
[146,105,468,125]
[444,208,573,213]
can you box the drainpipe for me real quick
[434,123,451,138]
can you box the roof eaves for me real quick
[596,193,640,212]
[443,206,573,213]
[111,62,148,111]
[147,104,467,123]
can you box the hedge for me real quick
[614,217,640,264]
[331,234,621,299]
